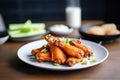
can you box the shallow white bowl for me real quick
[49,24,73,36]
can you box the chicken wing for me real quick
[32,45,51,62]
[45,34,84,58]
[55,41,84,58]
[32,47,43,55]
[48,43,66,64]
[45,34,60,45]
[36,51,51,62]
[66,57,84,66]
[70,40,93,57]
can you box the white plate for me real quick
[17,39,109,71]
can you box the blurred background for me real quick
[0,0,120,28]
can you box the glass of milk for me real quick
[66,0,81,28]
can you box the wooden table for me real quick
[0,20,120,80]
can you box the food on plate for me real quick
[32,45,51,62]
[66,57,84,66]
[48,43,66,64]
[54,39,84,58]
[70,39,93,57]
[31,34,94,66]
[85,23,120,35]
[8,20,46,38]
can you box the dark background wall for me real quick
[0,0,120,27]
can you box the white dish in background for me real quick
[17,39,109,71]
[10,35,43,41]
[49,24,73,36]
[10,31,49,41]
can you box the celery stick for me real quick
[30,23,45,29]
[8,20,46,38]
[20,27,31,33]
[9,24,24,30]
[23,20,32,27]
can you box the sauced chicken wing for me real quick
[32,47,43,55]
[36,52,51,62]
[66,57,84,66]
[48,43,66,64]
[55,41,84,58]
[45,34,84,58]
[45,34,60,44]
[70,40,93,57]
[32,45,51,62]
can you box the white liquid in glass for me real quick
[66,7,81,28]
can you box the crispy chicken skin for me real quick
[44,34,60,45]
[55,41,84,58]
[48,43,66,64]
[32,45,51,62]
[70,40,93,57]
[32,47,43,55]
[66,57,84,66]
[36,52,51,62]
[45,34,84,58]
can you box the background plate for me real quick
[9,31,49,41]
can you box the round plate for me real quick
[79,24,120,42]
[17,39,109,71]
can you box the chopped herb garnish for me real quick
[41,48,47,53]
[82,59,89,64]
[62,38,70,45]
[66,38,70,43]
[73,39,77,42]
[43,45,47,48]
[92,58,97,62]
[62,40,65,43]
[31,55,36,59]
[92,53,95,56]
[47,37,51,41]
[53,63,60,66]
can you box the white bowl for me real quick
[49,24,73,36]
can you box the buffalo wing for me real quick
[48,43,66,64]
